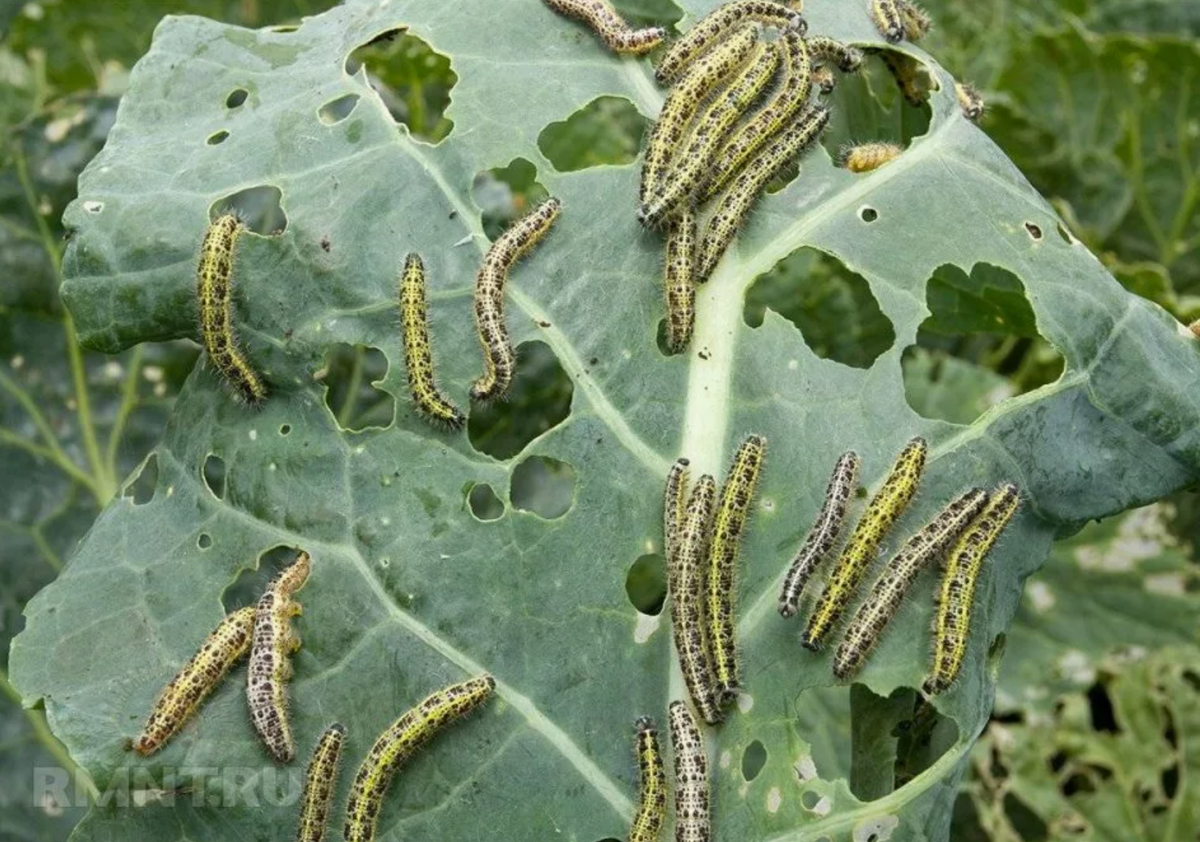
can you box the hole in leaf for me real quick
[1057,222,1074,244]
[987,633,1007,671]
[745,247,895,368]
[123,453,158,504]
[279,424,291,436]
[510,456,576,520]
[1024,222,1043,240]
[901,263,1064,425]
[1002,794,1048,842]
[801,790,821,810]
[468,341,573,460]
[538,96,649,172]
[225,88,248,108]
[318,93,360,125]
[271,25,299,33]
[197,533,212,550]
[742,740,767,781]
[894,694,959,789]
[222,545,301,611]
[203,454,226,499]
[626,554,667,615]
[1086,681,1120,733]
[860,207,878,222]
[473,158,550,241]
[467,483,504,521]
[951,793,986,841]
[316,344,394,432]
[344,29,456,142]
[211,184,287,235]
[818,51,930,162]
[207,130,229,145]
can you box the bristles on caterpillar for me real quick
[870,0,905,43]
[879,51,928,106]
[831,488,987,680]
[296,723,346,842]
[841,141,904,173]
[133,606,255,756]
[779,451,859,618]
[654,0,804,84]
[695,105,830,283]
[640,40,782,228]
[247,551,312,763]
[811,64,835,94]
[196,214,267,404]
[900,1,931,40]
[806,35,863,72]
[471,198,561,402]
[343,676,496,842]
[802,437,926,650]
[924,484,1020,695]
[542,0,666,54]
[664,209,697,354]
[669,475,723,725]
[629,717,666,842]
[400,254,465,429]
[706,434,766,703]
[641,24,760,206]
[664,458,691,566]
[956,82,985,121]
[668,701,710,842]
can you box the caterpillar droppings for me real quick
[247,551,311,763]
[629,717,666,842]
[831,488,987,680]
[542,0,666,54]
[802,437,926,650]
[343,675,496,842]
[664,458,691,564]
[670,475,723,725]
[400,253,465,429]
[471,198,561,402]
[197,214,267,404]
[133,606,255,756]
[668,701,710,842]
[296,723,346,842]
[778,451,859,619]
[956,82,985,121]
[870,0,905,43]
[664,209,697,354]
[696,105,830,282]
[925,484,1020,695]
[654,0,804,84]
[806,35,863,72]
[706,434,766,703]
[841,141,904,173]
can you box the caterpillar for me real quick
[664,210,697,354]
[654,0,804,84]
[196,214,267,404]
[695,105,830,283]
[471,198,561,402]
[802,437,926,650]
[924,484,1020,695]
[900,1,931,40]
[542,0,666,54]
[880,51,927,106]
[629,717,666,842]
[956,82,985,121]
[806,36,863,72]
[705,434,766,703]
[778,451,859,619]
[133,606,256,756]
[870,0,905,43]
[831,488,987,680]
[247,551,312,763]
[664,458,691,564]
[701,30,811,202]
[400,253,465,429]
[669,475,723,725]
[344,675,496,842]
[641,23,760,206]
[296,723,346,842]
[639,41,782,227]
[668,700,710,842]
[841,141,904,173]
[810,64,835,95]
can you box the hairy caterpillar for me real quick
[805,35,863,72]
[879,51,927,106]
[641,23,760,206]
[640,42,782,227]
[956,82,984,121]
[870,0,905,43]
[629,717,666,842]
[779,451,859,618]
[247,551,311,763]
[705,434,766,703]
[802,437,926,650]
[831,488,987,680]
[701,30,811,202]
[695,105,830,283]
[655,0,804,84]
[197,214,267,404]
[668,700,710,842]
[810,64,835,94]
[542,0,666,54]
[296,723,346,842]
[664,458,691,564]
[400,254,465,429]
[343,675,496,842]
[664,210,697,354]
[133,606,256,756]
[670,475,723,725]
[900,1,931,40]
[471,198,561,402]
[841,141,904,173]
[924,484,1020,694]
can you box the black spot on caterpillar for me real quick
[664,209,697,354]
[542,0,666,54]
[296,723,345,842]
[956,82,985,121]
[669,700,710,842]
[400,253,466,429]
[664,458,691,564]
[630,716,667,842]
[655,0,804,84]
[806,35,863,72]
[670,475,723,725]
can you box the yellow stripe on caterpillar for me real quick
[664,458,691,565]
[841,141,904,173]
[296,723,346,842]
[956,82,984,121]
[655,0,804,84]
[542,0,666,54]
[670,475,723,725]
[870,0,905,43]
[629,716,666,842]
[400,253,465,429]
[663,209,697,354]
